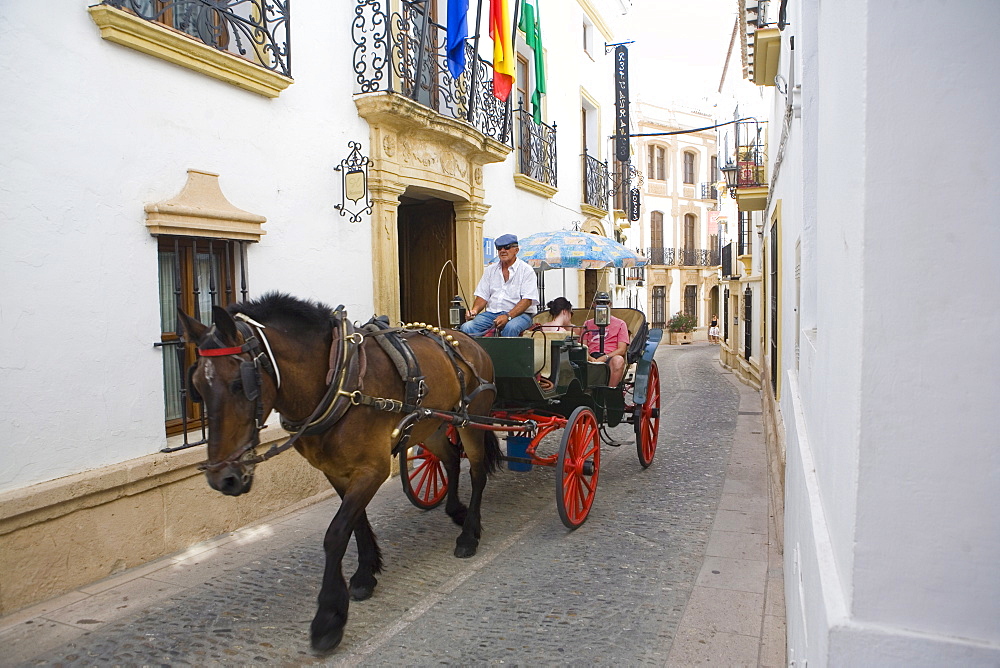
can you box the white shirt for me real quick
[474,258,539,314]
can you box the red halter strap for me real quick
[198,345,246,357]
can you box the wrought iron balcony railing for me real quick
[99,0,290,76]
[352,0,512,145]
[735,118,767,188]
[517,107,557,187]
[583,150,609,211]
[700,182,719,200]
[646,247,721,267]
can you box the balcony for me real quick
[90,0,291,96]
[352,0,512,146]
[700,182,719,200]
[583,150,610,213]
[515,106,557,194]
[646,247,721,267]
[721,118,768,211]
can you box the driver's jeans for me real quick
[459,311,533,337]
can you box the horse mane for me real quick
[228,291,334,336]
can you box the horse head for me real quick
[178,305,278,496]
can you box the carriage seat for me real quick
[531,307,648,364]
[519,329,571,389]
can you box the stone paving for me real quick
[1,342,784,666]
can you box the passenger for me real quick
[527,297,575,333]
[582,308,629,387]
[460,234,538,337]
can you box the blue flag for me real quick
[447,0,469,79]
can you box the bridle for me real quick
[193,309,364,475]
[194,314,279,473]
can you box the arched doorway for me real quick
[397,193,457,327]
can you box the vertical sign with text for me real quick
[615,45,630,163]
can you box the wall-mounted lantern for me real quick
[334,141,372,223]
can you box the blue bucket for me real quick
[506,436,533,472]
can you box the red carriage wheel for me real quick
[556,407,601,529]
[635,360,661,469]
[399,445,448,509]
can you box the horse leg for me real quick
[421,426,468,527]
[442,448,468,527]
[311,481,381,653]
[452,429,501,558]
[349,510,383,601]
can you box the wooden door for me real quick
[398,200,457,327]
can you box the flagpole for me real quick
[412,0,432,101]
[501,0,521,143]
[466,0,485,122]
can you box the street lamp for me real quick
[720,162,738,198]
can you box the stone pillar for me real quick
[453,200,490,307]
[369,179,407,324]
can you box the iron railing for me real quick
[100,0,290,76]
[352,0,512,145]
[517,107,557,187]
[583,150,609,210]
[155,237,250,452]
[700,182,719,200]
[744,284,753,361]
[721,242,734,277]
[646,247,721,267]
[735,118,767,188]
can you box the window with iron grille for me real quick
[744,284,753,361]
[651,286,666,328]
[684,285,697,319]
[723,287,730,341]
[157,236,250,438]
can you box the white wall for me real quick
[776,0,1000,663]
[0,2,368,492]
[0,0,630,494]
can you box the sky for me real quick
[624,1,740,110]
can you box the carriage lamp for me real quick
[594,292,611,327]
[594,291,611,355]
[449,295,466,328]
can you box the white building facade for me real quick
[728,0,1000,664]
[630,102,720,336]
[0,0,631,615]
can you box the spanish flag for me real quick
[490,0,515,101]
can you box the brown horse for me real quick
[178,292,501,653]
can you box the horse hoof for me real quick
[311,613,345,653]
[349,579,377,601]
[454,543,478,558]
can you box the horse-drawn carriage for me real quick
[177,232,657,652]
[400,305,662,528]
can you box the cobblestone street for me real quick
[2,342,784,666]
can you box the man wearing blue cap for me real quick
[460,233,538,337]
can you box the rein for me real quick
[196,308,515,475]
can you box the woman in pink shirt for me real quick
[582,314,629,387]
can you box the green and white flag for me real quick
[519,0,546,124]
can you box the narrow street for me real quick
[3,343,783,666]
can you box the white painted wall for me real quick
[770,0,1000,663]
[0,1,628,494]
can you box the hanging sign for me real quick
[628,188,641,221]
[614,45,630,162]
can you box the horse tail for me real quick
[482,430,504,476]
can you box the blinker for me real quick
[241,361,260,401]
[187,364,203,403]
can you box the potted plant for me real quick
[666,312,697,345]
